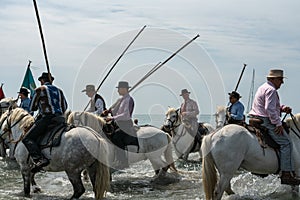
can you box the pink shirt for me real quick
[111,93,134,121]
[180,98,199,119]
[249,81,284,126]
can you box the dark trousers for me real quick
[22,115,54,161]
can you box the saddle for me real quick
[247,117,280,177]
[189,123,209,153]
[247,118,280,149]
[37,116,75,150]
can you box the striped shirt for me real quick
[30,82,68,115]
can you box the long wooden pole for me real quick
[234,63,247,92]
[83,25,147,111]
[32,0,52,82]
[129,34,200,93]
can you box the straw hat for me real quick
[81,85,95,92]
[267,69,286,78]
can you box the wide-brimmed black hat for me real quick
[18,87,29,95]
[38,72,54,81]
[180,89,191,96]
[228,91,242,99]
[116,81,131,88]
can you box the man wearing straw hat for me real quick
[249,69,300,185]
[105,81,136,169]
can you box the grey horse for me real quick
[0,108,110,199]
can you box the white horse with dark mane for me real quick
[201,113,300,200]
[163,107,214,160]
[0,97,18,159]
[67,111,177,179]
[0,108,110,199]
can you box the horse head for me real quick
[0,97,18,116]
[215,105,227,128]
[163,107,181,131]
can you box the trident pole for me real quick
[83,25,147,111]
[32,0,52,82]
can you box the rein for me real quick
[4,112,30,144]
[289,113,300,140]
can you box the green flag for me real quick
[21,66,36,98]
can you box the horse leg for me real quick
[87,162,97,192]
[66,170,85,199]
[21,169,31,197]
[225,182,235,195]
[0,141,6,158]
[31,172,41,193]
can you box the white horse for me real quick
[214,105,227,129]
[0,108,110,199]
[163,107,214,160]
[0,97,18,159]
[67,111,177,177]
[201,113,300,200]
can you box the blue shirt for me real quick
[228,101,244,120]
[20,97,33,115]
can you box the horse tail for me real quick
[202,135,217,200]
[94,140,110,199]
[165,134,177,172]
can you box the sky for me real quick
[1,0,300,116]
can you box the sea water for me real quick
[0,114,297,200]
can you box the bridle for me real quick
[215,110,226,128]
[0,110,29,144]
[164,110,181,134]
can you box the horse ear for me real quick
[176,108,180,113]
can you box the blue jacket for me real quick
[228,101,244,120]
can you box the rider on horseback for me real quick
[82,84,106,116]
[104,81,136,169]
[18,87,33,116]
[226,91,245,125]
[22,72,68,173]
[249,69,300,185]
[179,89,207,142]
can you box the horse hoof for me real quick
[32,185,42,193]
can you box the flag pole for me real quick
[32,0,52,82]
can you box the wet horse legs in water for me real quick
[66,170,85,199]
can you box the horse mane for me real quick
[4,108,34,131]
[67,111,106,133]
[216,105,226,113]
[285,113,300,129]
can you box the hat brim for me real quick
[267,75,287,78]
[180,92,190,96]
[116,86,131,88]
[38,76,55,81]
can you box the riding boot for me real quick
[22,138,49,172]
[281,171,300,185]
